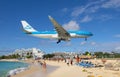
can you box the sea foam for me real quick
[7,67,28,77]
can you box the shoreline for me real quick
[0,59,120,77]
[11,59,120,77]
[0,59,30,77]
[11,60,60,77]
[0,59,19,62]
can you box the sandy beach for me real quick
[11,59,120,77]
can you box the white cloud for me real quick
[64,42,72,46]
[80,15,92,22]
[80,41,87,45]
[96,42,120,51]
[87,6,100,13]
[91,42,96,45]
[70,0,120,22]
[98,15,112,21]
[71,1,103,17]
[102,0,120,8]
[62,8,68,12]
[80,41,120,51]
[80,41,96,46]
[63,20,80,31]
[71,7,86,17]
[114,34,120,38]
[115,46,120,51]
[79,41,120,51]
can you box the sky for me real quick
[0,0,120,55]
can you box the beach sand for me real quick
[11,59,120,77]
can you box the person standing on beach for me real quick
[38,60,43,67]
[66,58,70,66]
[76,56,80,65]
[64,58,66,63]
[42,61,47,72]
[70,59,73,65]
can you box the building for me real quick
[13,48,45,59]
[32,48,44,59]
[52,51,79,59]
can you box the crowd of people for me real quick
[38,60,47,71]
[32,60,47,72]
[65,56,81,66]
[31,55,82,72]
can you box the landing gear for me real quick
[85,38,87,41]
[56,38,70,44]
[57,39,61,44]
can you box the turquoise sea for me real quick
[0,61,28,77]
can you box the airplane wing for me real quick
[48,16,70,40]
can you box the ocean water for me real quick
[0,61,28,77]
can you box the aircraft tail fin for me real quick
[21,20,38,34]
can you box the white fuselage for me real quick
[30,33,90,39]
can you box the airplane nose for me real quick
[88,32,93,36]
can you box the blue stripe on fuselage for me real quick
[69,31,93,36]
[31,31,57,34]
[31,31,93,36]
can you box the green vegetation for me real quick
[83,51,91,55]
[43,54,55,59]
[0,54,20,59]
[94,52,120,58]
[26,52,33,58]
[0,53,33,59]
[26,55,33,58]
[0,51,120,59]
[81,51,120,58]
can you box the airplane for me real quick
[21,16,93,44]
